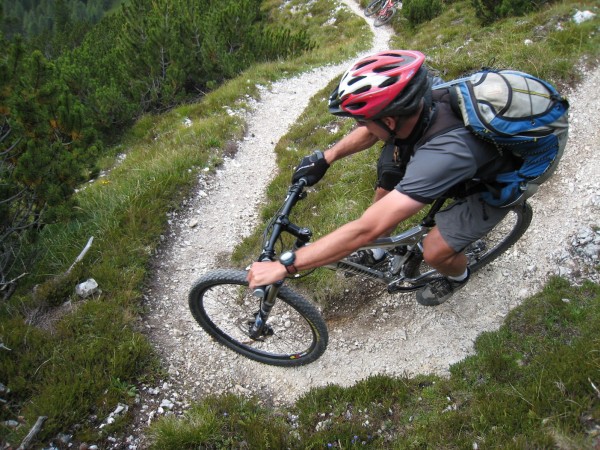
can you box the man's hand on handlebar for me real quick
[247,261,287,290]
[291,150,330,186]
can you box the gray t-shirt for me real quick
[397,127,516,203]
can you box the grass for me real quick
[388,0,600,88]
[0,0,371,446]
[144,280,599,449]
[1,0,599,448]
[146,394,290,449]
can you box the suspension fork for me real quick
[249,183,311,338]
[249,226,310,338]
[248,280,283,339]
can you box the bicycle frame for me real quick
[324,194,447,291]
[378,0,396,14]
[253,180,448,307]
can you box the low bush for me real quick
[402,0,444,26]
[471,0,560,24]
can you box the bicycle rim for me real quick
[466,202,533,273]
[189,269,328,366]
[374,7,395,26]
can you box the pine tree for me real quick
[0,39,101,296]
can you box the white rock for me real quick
[75,279,99,298]
[573,10,596,24]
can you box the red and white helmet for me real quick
[329,50,428,120]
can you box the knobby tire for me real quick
[189,269,328,366]
[466,202,533,273]
[374,7,396,26]
[365,0,385,17]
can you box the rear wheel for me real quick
[398,202,532,280]
[189,269,328,366]
[466,201,533,273]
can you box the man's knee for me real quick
[422,229,459,266]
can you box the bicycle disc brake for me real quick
[465,239,487,263]
[246,312,274,340]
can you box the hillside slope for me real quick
[140,0,599,424]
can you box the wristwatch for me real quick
[279,250,298,275]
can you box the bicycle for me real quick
[189,178,532,367]
[365,0,399,26]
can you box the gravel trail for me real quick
[141,0,599,416]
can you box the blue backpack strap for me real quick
[415,88,464,147]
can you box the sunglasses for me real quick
[355,118,370,126]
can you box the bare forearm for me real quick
[292,191,425,271]
[247,191,424,289]
[246,220,376,290]
[324,126,379,164]
[294,220,374,270]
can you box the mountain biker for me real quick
[247,50,530,306]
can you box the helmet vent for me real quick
[347,76,366,86]
[346,102,366,111]
[374,64,400,73]
[379,76,398,88]
[355,59,376,70]
[352,85,371,95]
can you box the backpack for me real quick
[432,69,569,207]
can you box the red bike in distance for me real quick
[364,0,400,27]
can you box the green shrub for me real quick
[471,0,558,23]
[402,0,443,26]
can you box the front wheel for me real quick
[189,269,328,366]
[365,0,385,16]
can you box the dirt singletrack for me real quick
[140,0,599,422]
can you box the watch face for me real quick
[280,251,295,265]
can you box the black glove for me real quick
[291,150,330,186]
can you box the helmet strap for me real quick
[393,101,431,147]
[373,119,397,145]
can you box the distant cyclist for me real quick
[248,50,564,305]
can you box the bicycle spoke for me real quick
[466,203,532,272]
[466,209,517,264]
[200,283,317,357]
